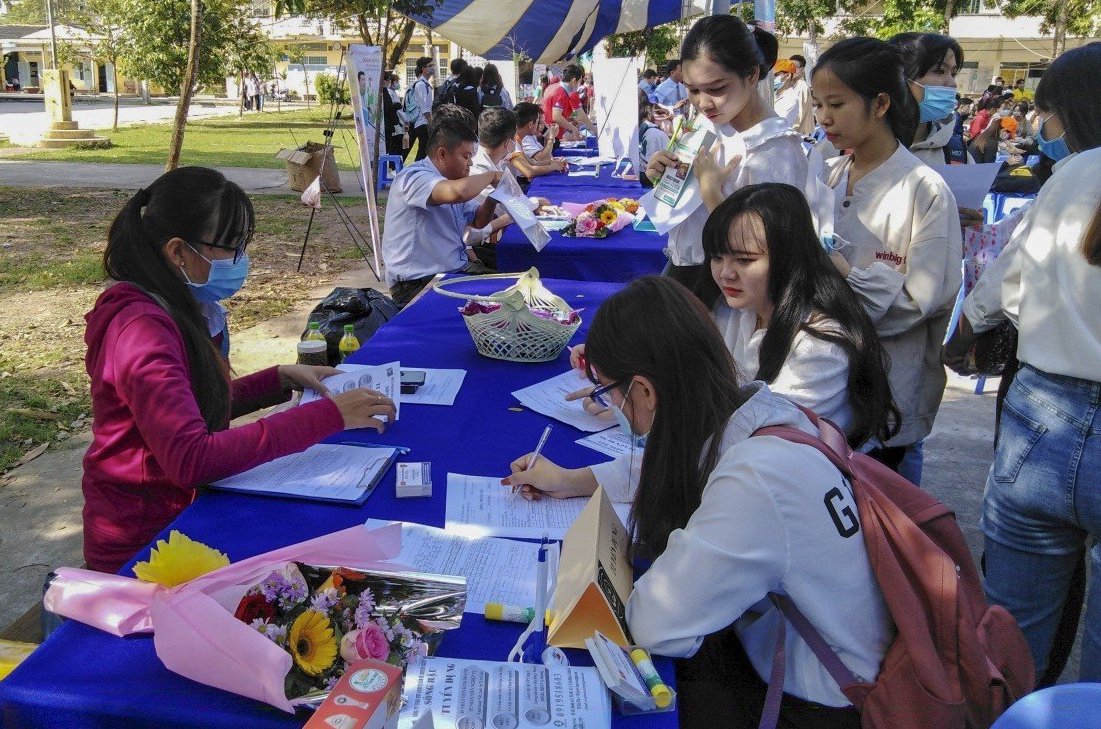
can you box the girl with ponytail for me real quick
[810,37,963,484]
[84,166,396,573]
[642,15,807,288]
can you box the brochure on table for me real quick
[301,361,401,421]
[398,656,610,729]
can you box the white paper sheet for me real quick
[931,162,1002,211]
[489,169,551,251]
[301,361,401,420]
[399,657,610,729]
[444,474,629,540]
[564,156,617,167]
[365,519,560,614]
[576,429,633,458]
[210,444,396,502]
[399,368,467,406]
[511,370,613,433]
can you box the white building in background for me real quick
[777,2,1099,96]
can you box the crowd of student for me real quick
[74,9,1099,726]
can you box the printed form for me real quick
[445,474,629,540]
[365,519,560,614]
[511,370,616,433]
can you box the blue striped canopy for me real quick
[405,0,696,64]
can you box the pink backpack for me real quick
[753,410,1035,729]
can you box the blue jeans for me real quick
[981,364,1101,681]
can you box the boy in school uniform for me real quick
[381,106,507,308]
[514,102,558,163]
[476,106,566,183]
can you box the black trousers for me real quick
[676,627,860,729]
[411,124,429,161]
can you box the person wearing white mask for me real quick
[774,55,815,135]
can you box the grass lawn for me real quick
[13,108,366,169]
[0,185,378,473]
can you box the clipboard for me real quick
[209,444,401,505]
[547,486,634,648]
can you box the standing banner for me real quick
[592,45,641,174]
[347,44,384,278]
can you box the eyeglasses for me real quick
[185,234,251,264]
[588,380,622,408]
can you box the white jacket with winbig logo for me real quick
[825,144,963,447]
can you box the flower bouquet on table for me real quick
[43,525,466,712]
[560,198,639,238]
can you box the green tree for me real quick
[223,20,277,116]
[1,0,82,24]
[71,0,128,131]
[606,21,685,68]
[834,0,950,38]
[998,0,1100,56]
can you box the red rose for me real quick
[234,594,276,623]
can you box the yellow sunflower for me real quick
[288,610,338,676]
[599,209,617,226]
[132,531,229,587]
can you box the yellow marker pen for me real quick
[629,648,672,708]
[485,603,551,624]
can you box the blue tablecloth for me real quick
[497,169,666,282]
[0,278,677,729]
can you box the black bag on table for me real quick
[301,288,400,366]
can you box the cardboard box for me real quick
[304,659,402,729]
[277,141,341,193]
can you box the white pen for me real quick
[511,425,553,499]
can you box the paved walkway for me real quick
[0,159,365,196]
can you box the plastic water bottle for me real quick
[303,321,326,343]
[338,324,360,363]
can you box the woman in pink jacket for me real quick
[83,167,395,573]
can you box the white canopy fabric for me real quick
[406,0,705,64]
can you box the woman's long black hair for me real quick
[695,183,900,447]
[1034,41,1101,153]
[584,276,749,559]
[680,14,778,83]
[813,37,919,146]
[103,166,254,431]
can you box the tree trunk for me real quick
[238,68,245,117]
[166,0,201,172]
[1052,0,1068,58]
[302,61,311,109]
[111,62,118,131]
[942,0,955,33]
[388,17,416,70]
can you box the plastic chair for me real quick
[991,683,1101,728]
[376,154,404,192]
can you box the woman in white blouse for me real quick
[811,37,963,484]
[504,277,892,727]
[642,15,808,288]
[695,182,898,448]
[944,42,1101,683]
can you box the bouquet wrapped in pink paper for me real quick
[560,198,638,238]
[43,525,466,712]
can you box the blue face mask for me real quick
[181,244,250,302]
[915,82,957,123]
[1037,116,1071,162]
[608,380,649,449]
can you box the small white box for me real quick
[396,462,432,498]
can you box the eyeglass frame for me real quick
[588,379,623,408]
[183,234,252,265]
